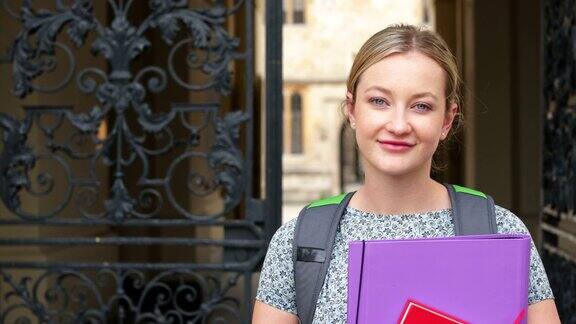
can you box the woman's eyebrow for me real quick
[364,85,392,95]
[412,92,438,100]
[364,86,439,101]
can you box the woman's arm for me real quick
[493,208,560,323]
[252,300,299,324]
[527,299,561,324]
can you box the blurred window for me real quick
[291,92,303,154]
[283,0,305,24]
[423,0,430,24]
[293,0,305,24]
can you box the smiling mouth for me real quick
[377,140,415,152]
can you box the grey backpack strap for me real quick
[444,183,498,235]
[293,192,355,324]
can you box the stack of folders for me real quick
[347,234,531,324]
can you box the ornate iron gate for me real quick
[542,0,576,321]
[0,0,282,323]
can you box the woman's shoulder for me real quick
[269,217,298,246]
[493,204,531,235]
[272,194,347,241]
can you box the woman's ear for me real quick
[346,91,356,127]
[442,101,458,139]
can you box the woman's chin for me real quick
[373,164,419,177]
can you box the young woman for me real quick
[252,25,560,324]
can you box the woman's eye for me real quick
[369,97,388,106]
[413,103,432,112]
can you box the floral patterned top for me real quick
[256,205,554,323]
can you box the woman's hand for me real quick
[252,300,299,324]
[527,299,561,324]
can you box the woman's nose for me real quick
[385,109,412,135]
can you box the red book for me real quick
[398,300,468,324]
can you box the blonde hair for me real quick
[346,24,464,172]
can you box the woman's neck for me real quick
[349,170,451,216]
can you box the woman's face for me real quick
[346,51,457,178]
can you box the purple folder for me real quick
[347,234,531,324]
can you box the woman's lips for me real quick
[377,140,415,153]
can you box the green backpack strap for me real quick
[292,192,354,324]
[292,184,497,323]
[444,183,497,235]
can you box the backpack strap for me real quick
[293,192,355,324]
[443,183,498,235]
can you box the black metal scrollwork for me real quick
[0,0,261,322]
[0,113,35,212]
[9,0,94,98]
[209,111,251,214]
[0,269,244,323]
[1,0,249,221]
